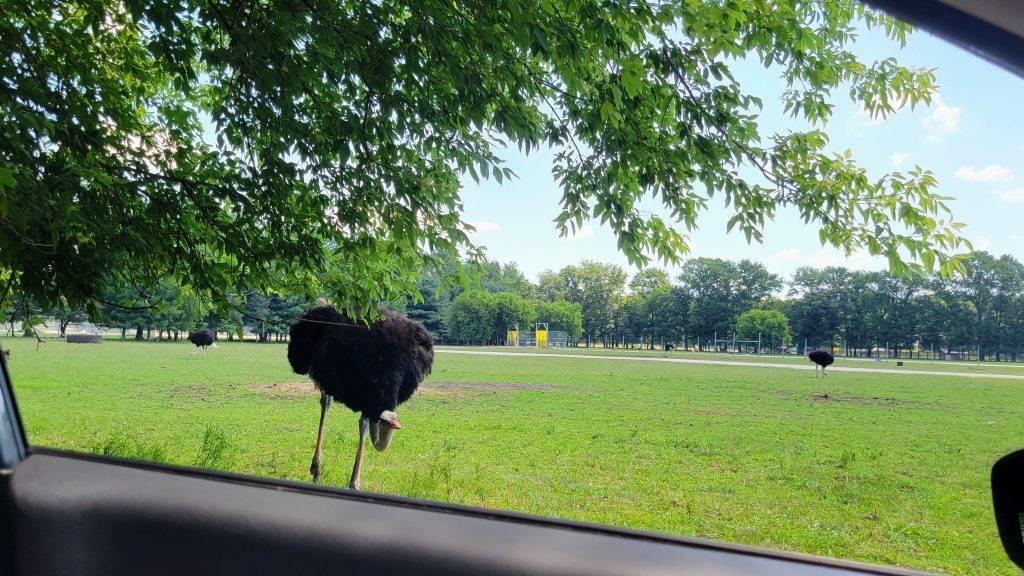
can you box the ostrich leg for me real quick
[349,416,370,490]
[310,392,332,483]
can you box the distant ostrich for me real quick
[808,349,835,377]
[664,343,676,352]
[288,304,434,489]
[188,329,217,357]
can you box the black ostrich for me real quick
[288,304,434,489]
[188,329,217,357]
[808,349,835,377]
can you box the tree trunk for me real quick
[121,327,126,340]
[135,327,144,340]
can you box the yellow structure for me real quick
[507,325,519,346]
[535,323,549,348]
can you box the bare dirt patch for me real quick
[808,392,928,408]
[250,380,562,400]
[419,380,564,398]
[253,381,318,400]
[167,384,216,403]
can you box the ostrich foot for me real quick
[310,459,323,484]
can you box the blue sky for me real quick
[457,24,1024,282]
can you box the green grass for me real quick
[4,336,1023,575]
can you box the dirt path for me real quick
[436,348,1024,381]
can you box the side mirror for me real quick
[993,449,1024,570]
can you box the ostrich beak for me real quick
[370,411,400,452]
[379,410,401,429]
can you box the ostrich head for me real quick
[370,410,401,452]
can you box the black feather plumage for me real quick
[808,349,835,368]
[189,329,215,348]
[288,306,434,420]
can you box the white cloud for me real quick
[567,224,595,241]
[890,152,911,166]
[955,164,1013,183]
[974,237,993,251]
[851,105,885,130]
[997,188,1024,204]
[467,221,502,233]
[771,248,803,264]
[807,248,879,271]
[922,96,961,141]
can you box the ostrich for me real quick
[808,349,835,377]
[188,328,217,357]
[288,304,434,489]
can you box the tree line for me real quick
[412,252,1024,360]
[2,281,311,343]
[5,251,1023,360]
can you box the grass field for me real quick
[456,345,1024,376]
[4,336,1023,575]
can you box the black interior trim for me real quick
[25,447,926,576]
[863,0,1024,78]
[7,453,932,576]
[0,346,26,469]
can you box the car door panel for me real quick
[2,452,925,576]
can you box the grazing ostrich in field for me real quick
[288,304,434,489]
[188,329,217,357]
[808,349,835,377]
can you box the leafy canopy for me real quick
[1,0,967,315]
